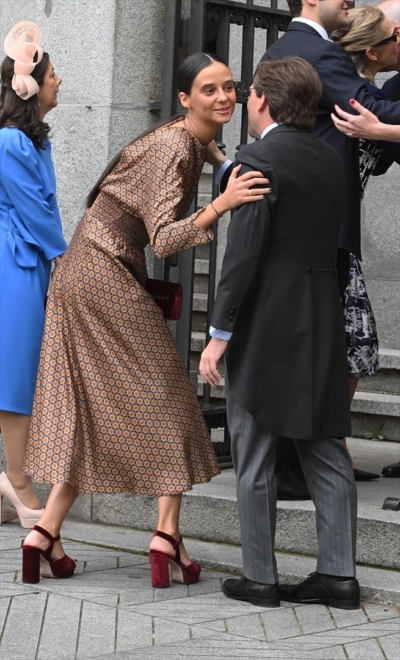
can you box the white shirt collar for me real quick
[261,122,279,139]
[291,17,330,41]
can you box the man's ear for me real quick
[258,94,268,113]
[179,91,190,109]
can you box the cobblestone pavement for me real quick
[1,525,399,660]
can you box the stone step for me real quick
[194,258,210,275]
[191,331,207,353]
[62,439,400,577]
[192,292,208,312]
[195,377,400,440]
[62,520,400,606]
[194,275,209,294]
[357,349,400,395]
[352,391,399,418]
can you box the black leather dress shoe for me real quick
[280,572,360,610]
[276,466,311,500]
[353,468,380,481]
[382,462,400,478]
[223,576,280,607]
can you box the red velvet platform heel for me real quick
[149,530,201,588]
[22,525,77,584]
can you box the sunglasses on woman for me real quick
[371,30,398,48]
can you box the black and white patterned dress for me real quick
[342,85,382,378]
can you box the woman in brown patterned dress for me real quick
[22,53,270,587]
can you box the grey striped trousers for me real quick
[226,384,357,584]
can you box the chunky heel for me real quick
[22,545,41,583]
[0,494,18,524]
[22,525,76,584]
[150,550,170,588]
[150,531,201,588]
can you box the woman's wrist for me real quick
[216,192,231,215]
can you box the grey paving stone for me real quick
[191,619,227,634]
[0,592,47,658]
[378,632,400,660]
[0,571,16,583]
[362,602,400,622]
[118,586,154,608]
[77,601,117,659]
[127,592,268,624]
[225,612,266,640]
[37,593,81,659]
[330,606,369,628]
[153,583,189,602]
[115,609,153,652]
[187,577,222,597]
[84,555,118,573]
[344,637,385,659]
[294,604,336,635]
[154,615,190,646]
[117,553,150,568]
[261,607,302,640]
[0,596,10,635]
[99,637,347,659]
[0,548,23,573]
[0,582,40,597]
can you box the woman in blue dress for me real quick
[0,22,67,526]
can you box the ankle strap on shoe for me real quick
[154,530,181,550]
[32,525,61,543]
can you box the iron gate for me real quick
[155,0,290,465]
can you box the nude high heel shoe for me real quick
[0,472,44,529]
[0,499,18,523]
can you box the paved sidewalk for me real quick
[1,524,399,660]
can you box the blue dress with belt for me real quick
[0,127,67,415]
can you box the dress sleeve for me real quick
[0,131,67,261]
[118,135,213,259]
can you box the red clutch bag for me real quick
[145,278,183,320]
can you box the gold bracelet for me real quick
[210,200,223,219]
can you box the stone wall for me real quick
[0,0,166,242]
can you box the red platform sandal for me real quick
[150,530,201,588]
[22,525,77,584]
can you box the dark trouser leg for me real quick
[294,437,357,577]
[226,384,278,584]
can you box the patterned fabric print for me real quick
[25,122,220,495]
[342,254,379,378]
[359,138,383,198]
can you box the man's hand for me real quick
[199,337,228,387]
[205,140,228,170]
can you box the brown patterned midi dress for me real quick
[24,121,220,495]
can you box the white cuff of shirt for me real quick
[209,326,232,341]
[215,160,232,186]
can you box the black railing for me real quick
[156,0,290,465]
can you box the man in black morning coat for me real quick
[200,57,360,610]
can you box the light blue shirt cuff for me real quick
[215,160,232,186]
[209,326,232,341]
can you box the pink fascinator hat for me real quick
[4,21,44,100]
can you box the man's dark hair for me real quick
[253,57,322,131]
[287,0,303,17]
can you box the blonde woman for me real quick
[331,6,400,478]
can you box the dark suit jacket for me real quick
[211,125,351,440]
[260,21,400,260]
[383,72,400,102]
